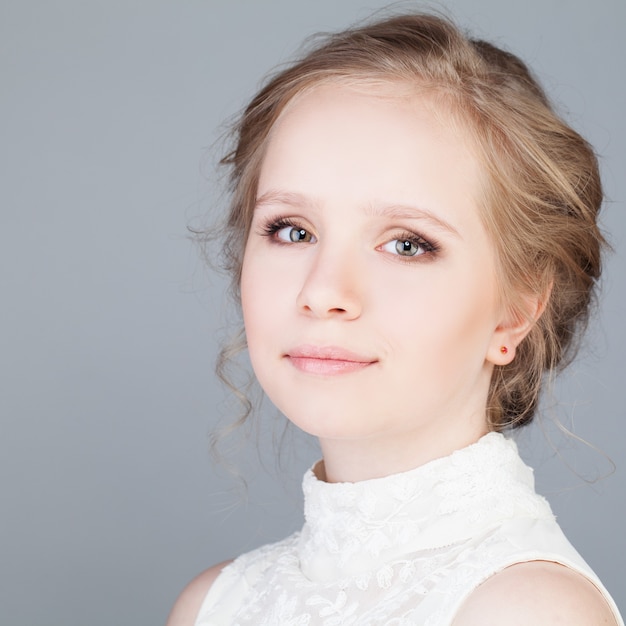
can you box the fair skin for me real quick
[166,561,230,626]
[166,83,616,625]
[242,82,517,483]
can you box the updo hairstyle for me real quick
[214,13,604,430]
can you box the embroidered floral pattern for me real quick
[194,434,621,626]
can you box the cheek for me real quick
[240,250,266,341]
[241,254,271,386]
[378,263,499,364]
[240,246,291,353]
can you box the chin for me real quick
[280,405,389,441]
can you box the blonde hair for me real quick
[214,13,604,431]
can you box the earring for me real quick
[500,346,508,355]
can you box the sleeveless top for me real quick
[194,433,623,625]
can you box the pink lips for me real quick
[286,345,377,376]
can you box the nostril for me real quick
[295,262,362,320]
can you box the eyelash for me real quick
[384,230,439,261]
[258,216,440,261]
[260,217,311,241]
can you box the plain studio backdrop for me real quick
[1,1,624,624]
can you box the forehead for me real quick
[257,81,484,218]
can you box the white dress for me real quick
[194,433,623,625]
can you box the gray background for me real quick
[1,1,624,624]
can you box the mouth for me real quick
[285,345,377,376]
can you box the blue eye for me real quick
[276,225,315,243]
[382,237,430,257]
[396,239,420,256]
[260,217,317,244]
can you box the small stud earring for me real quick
[500,346,508,355]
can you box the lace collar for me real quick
[297,433,553,582]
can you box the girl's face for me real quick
[241,83,512,457]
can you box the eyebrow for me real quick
[254,190,318,211]
[365,204,461,238]
[254,189,461,239]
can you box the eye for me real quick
[259,217,317,244]
[275,225,315,243]
[381,235,433,258]
[394,239,421,257]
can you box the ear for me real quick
[487,286,551,366]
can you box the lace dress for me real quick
[194,433,623,625]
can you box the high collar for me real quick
[297,432,554,582]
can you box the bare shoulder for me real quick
[165,560,233,626]
[453,561,618,626]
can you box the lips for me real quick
[285,345,377,376]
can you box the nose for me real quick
[295,243,363,320]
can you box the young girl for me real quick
[168,12,623,626]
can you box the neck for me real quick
[318,416,489,484]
